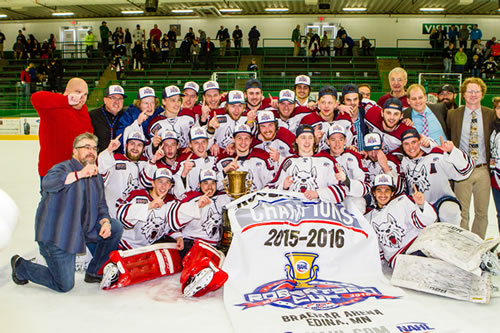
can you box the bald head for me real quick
[64,78,88,110]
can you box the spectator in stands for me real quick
[112,27,124,47]
[17,30,27,46]
[470,24,482,49]
[191,40,200,70]
[48,33,56,56]
[377,67,410,108]
[160,34,169,63]
[216,26,229,57]
[342,34,354,56]
[447,77,495,239]
[180,37,191,63]
[303,28,313,57]
[100,21,111,57]
[458,24,469,49]
[47,59,58,92]
[89,85,126,154]
[184,27,195,45]
[472,39,486,62]
[147,37,158,63]
[292,25,301,57]
[471,54,481,78]
[482,56,497,80]
[333,35,343,56]
[437,84,458,110]
[111,51,125,81]
[309,33,321,62]
[20,65,31,97]
[443,42,454,73]
[361,36,372,56]
[247,58,258,72]
[132,40,144,71]
[203,37,215,70]
[133,24,145,47]
[320,31,330,56]
[448,25,458,47]
[53,58,64,92]
[124,28,132,58]
[198,29,207,46]
[233,25,243,50]
[403,84,448,143]
[150,24,162,48]
[429,28,439,49]
[37,62,48,83]
[0,29,6,59]
[436,26,445,49]
[337,26,346,39]
[31,77,93,179]
[27,35,40,59]
[85,31,95,58]
[28,62,37,94]
[40,40,50,59]
[454,47,468,75]
[114,38,126,58]
[13,39,25,60]
[358,83,372,101]
[248,26,260,55]
[167,26,177,58]
[486,37,497,50]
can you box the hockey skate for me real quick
[100,263,119,289]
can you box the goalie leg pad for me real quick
[180,240,228,297]
[100,243,182,290]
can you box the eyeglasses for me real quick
[76,145,98,151]
[465,90,481,95]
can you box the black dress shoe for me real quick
[11,255,28,285]
[84,273,103,283]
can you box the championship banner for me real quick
[223,190,455,333]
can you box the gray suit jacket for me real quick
[403,102,448,135]
[446,105,495,161]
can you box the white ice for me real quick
[0,140,499,332]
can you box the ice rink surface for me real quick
[1,140,500,333]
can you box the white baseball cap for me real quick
[161,130,179,142]
[190,126,209,141]
[257,110,275,124]
[137,86,156,99]
[105,85,127,98]
[183,81,200,94]
[203,81,220,93]
[199,169,217,182]
[364,133,382,151]
[227,90,245,105]
[233,123,253,137]
[327,123,346,138]
[373,174,394,189]
[162,85,184,99]
[295,75,311,87]
[126,131,146,143]
[154,168,173,181]
[279,89,295,103]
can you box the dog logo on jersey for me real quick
[141,210,167,243]
[238,252,397,311]
[405,165,430,193]
[122,174,140,198]
[220,126,234,148]
[372,214,405,248]
[202,207,221,239]
[289,166,318,192]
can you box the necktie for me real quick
[469,110,479,161]
[421,113,429,137]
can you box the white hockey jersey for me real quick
[400,147,474,205]
[147,109,196,149]
[173,152,221,197]
[215,149,277,191]
[251,127,296,160]
[116,190,191,249]
[362,153,405,195]
[170,191,232,245]
[210,108,252,150]
[364,194,437,268]
[268,154,349,203]
[300,111,354,151]
[98,151,148,218]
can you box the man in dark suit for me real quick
[447,77,495,238]
[202,37,215,70]
[403,83,448,143]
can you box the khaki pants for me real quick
[219,40,226,56]
[454,166,490,238]
[293,43,300,56]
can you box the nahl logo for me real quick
[237,252,397,311]
[396,322,435,332]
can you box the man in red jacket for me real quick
[31,77,93,179]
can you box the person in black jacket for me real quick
[232,25,243,50]
[248,26,260,55]
[203,37,215,70]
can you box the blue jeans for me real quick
[16,218,123,292]
[443,58,452,73]
[472,69,480,77]
[492,187,500,230]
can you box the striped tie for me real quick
[469,110,479,162]
[421,113,429,137]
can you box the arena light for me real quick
[219,8,242,13]
[121,10,144,15]
[52,12,74,16]
[0,14,7,18]
[265,8,289,12]
[342,8,367,12]
[419,8,445,12]
[171,9,194,13]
